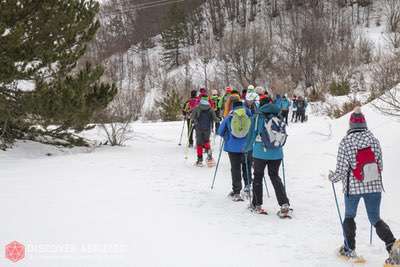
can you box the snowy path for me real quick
[1,108,399,266]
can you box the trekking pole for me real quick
[178,118,186,146]
[211,139,225,190]
[282,158,287,190]
[184,122,194,160]
[332,182,350,250]
[370,224,373,245]
[244,152,252,205]
[263,177,271,198]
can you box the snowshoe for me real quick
[385,240,400,267]
[277,204,293,219]
[249,204,268,215]
[206,158,216,168]
[337,246,366,264]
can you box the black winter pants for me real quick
[281,110,289,125]
[343,218,396,252]
[241,152,253,186]
[252,158,289,207]
[228,152,249,194]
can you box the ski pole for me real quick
[211,139,225,190]
[178,118,186,146]
[184,122,194,160]
[263,176,271,198]
[332,182,351,251]
[370,224,373,245]
[244,152,252,205]
[282,158,286,189]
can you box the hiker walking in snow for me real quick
[280,95,291,125]
[211,89,222,131]
[296,96,307,123]
[218,87,232,118]
[217,99,253,201]
[183,90,199,147]
[244,98,291,216]
[291,95,298,123]
[329,107,399,265]
[191,95,220,167]
[223,89,241,117]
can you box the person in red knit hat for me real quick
[329,107,399,265]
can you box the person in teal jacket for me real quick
[244,99,290,215]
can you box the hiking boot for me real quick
[338,245,357,258]
[195,157,203,167]
[243,184,251,193]
[232,194,244,202]
[228,191,235,198]
[281,203,290,213]
[386,240,400,265]
[249,204,268,215]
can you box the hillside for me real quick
[0,96,399,266]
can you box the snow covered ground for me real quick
[1,103,399,267]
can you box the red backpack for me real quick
[353,147,380,182]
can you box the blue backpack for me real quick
[257,114,288,149]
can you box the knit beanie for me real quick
[349,107,367,130]
[200,95,209,106]
[199,88,207,95]
[248,85,255,92]
[225,87,233,94]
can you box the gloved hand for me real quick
[328,170,335,182]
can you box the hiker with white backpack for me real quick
[217,99,253,202]
[329,107,399,265]
[244,97,291,217]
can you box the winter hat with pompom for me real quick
[349,107,367,130]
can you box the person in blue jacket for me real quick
[217,100,253,202]
[274,94,282,111]
[244,98,290,214]
[280,95,291,125]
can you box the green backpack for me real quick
[230,108,251,138]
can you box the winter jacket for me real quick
[274,96,283,110]
[329,129,383,195]
[281,98,291,111]
[217,106,253,153]
[244,103,284,160]
[183,97,199,117]
[191,102,219,131]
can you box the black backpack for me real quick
[197,109,212,130]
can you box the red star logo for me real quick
[5,241,25,262]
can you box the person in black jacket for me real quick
[191,95,219,166]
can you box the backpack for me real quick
[259,115,287,149]
[197,109,212,131]
[297,100,305,109]
[230,108,251,138]
[353,147,380,183]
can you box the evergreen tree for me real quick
[0,0,117,148]
[160,3,188,70]
[156,90,182,121]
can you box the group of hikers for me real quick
[180,85,400,266]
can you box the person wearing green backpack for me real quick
[217,99,253,202]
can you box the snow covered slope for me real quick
[0,104,399,266]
